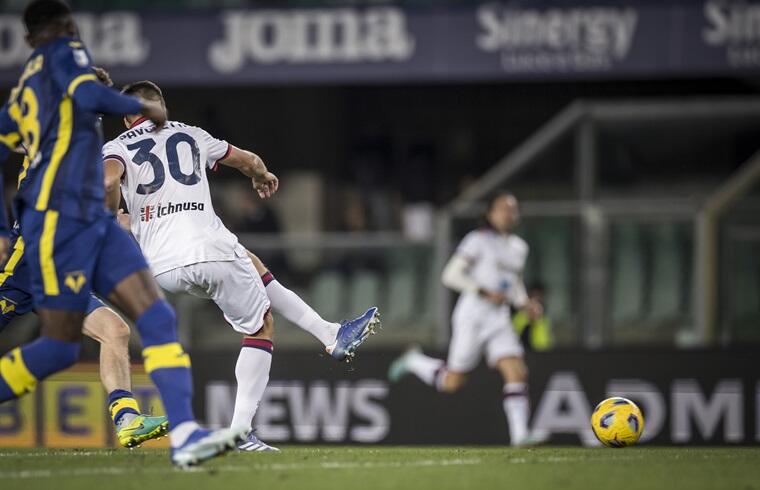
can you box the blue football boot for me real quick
[326,307,381,362]
[171,427,245,468]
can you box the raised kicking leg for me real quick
[246,250,380,361]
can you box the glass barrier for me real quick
[608,219,694,346]
[518,217,580,346]
[718,194,760,344]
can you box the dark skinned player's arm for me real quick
[70,78,165,124]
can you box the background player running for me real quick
[102,80,380,452]
[0,0,240,466]
[388,192,542,446]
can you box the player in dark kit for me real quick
[0,0,243,466]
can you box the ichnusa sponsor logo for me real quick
[140,201,204,222]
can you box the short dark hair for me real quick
[121,80,164,103]
[478,190,516,229]
[487,190,516,212]
[23,0,71,37]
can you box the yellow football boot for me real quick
[117,415,169,448]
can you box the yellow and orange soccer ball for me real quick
[590,397,645,448]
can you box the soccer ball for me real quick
[590,397,645,447]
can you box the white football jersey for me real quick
[102,119,239,275]
[455,228,529,309]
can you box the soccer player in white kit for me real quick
[102,81,380,452]
[388,192,542,445]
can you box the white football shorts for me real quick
[447,298,524,373]
[155,244,271,335]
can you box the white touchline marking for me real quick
[0,451,106,457]
[0,449,678,479]
[0,458,483,479]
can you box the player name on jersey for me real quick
[117,120,189,141]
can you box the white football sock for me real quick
[230,340,273,433]
[265,279,339,346]
[170,421,200,448]
[503,382,530,445]
[405,350,445,387]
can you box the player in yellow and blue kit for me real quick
[0,68,169,449]
[0,220,169,447]
[0,0,243,466]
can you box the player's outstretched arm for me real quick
[71,81,167,128]
[51,42,167,127]
[219,146,279,199]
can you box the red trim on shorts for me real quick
[242,337,274,354]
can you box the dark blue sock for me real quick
[136,300,177,346]
[147,367,193,429]
[108,389,140,427]
[135,300,194,429]
[0,336,80,402]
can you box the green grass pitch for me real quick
[0,446,758,490]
